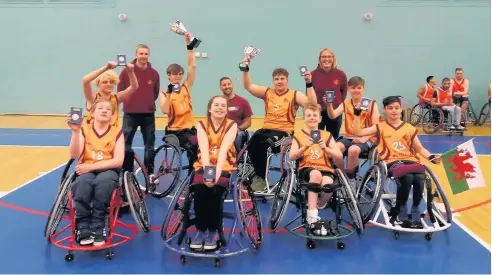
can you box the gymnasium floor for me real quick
[0,116,490,274]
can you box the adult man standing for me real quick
[219,76,253,152]
[118,44,160,182]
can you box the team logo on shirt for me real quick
[148,80,153,85]
[334,79,339,85]
[228,106,239,111]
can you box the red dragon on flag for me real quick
[446,149,476,181]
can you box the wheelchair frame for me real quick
[476,101,491,126]
[360,161,452,240]
[268,138,364,250]
[161,168,262,267]
[44,159,151,262]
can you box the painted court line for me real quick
[0,162,66,199]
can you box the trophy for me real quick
[239,46,261,72]
[310,130,321,143]
[170,20,201,49]
[116,54,126,66]
[204,166,216,182]
[325,91,335,103]
[299,65,308,76]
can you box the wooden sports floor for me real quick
[0,115,490,274]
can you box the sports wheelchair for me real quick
[420,106,464,135]
[44,159,151,261]
[476,100,491,126]
[161,168,262,267]
[356,160,452,240]
[268,138,364,250]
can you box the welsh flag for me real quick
[441,139,485,195]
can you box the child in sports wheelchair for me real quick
[353,96,441,228]
[67,98,125,246]
[289,103,344,235]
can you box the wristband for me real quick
[306,82,313,88]
[186,44,193,50]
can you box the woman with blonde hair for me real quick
[310,48,348,139]
[82,61,139,127]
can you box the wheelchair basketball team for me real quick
[414,69,490,131]
[60,33,451,254]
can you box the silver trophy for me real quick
[239,46,261,72]
[170,20,201,49]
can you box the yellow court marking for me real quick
[422,156,491,245]
[0,147,69,192]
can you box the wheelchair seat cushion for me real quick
[389,163,425,178]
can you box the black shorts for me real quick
[337,137,371,154]
[453,96,468,106]
[299,167,334,183]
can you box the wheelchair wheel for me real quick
[268,167,294,231]
[44,173,74,240]
[409,104,424,126]
[335,169,364,233]
[234,174,263,249]
[477,102,490,126]
[161,175,191,241]
[356,164,383,224]
[123,171,151,233]
[132,153,150,195]
[152,141,183,198]
[422,108,443,134]
[59,159,76,186]
[423,166,452,225]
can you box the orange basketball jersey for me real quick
[85,93,119,127]
[376,121,420,164]
[262,88,298,133]
[194,118,237,172]
[419,84,435,104]
[452,78,465,92]
[79,122,123,165]
[343,98,377,142]
[167,85,194,131]
[293,129,334,173]
[435,87,452,104]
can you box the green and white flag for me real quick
[442,139,485,195]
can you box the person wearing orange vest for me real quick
[240,55,317,192]
[432,78,464,130]
[82,61,138,127]
[353,96,441,228]
[189,95,237,251]
[416,76,437,105]
[290,103,343,235]
[67,97,125,246]
[159,32,198,175]
[326,76,380,185]
[450,68,470,113]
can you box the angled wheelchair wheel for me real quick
[422,108,443,134]
[152,141,183,198]
[269,167,294,231]
[477,102,490,126]
[123,171,151,234]
[132,153,150,195]
[44,173,74,240]
[423,165,452,225]
[409,104,424,126]
[161,175,192,241]
[335,169,364,233]
[234,174,263,249]
[59,159,76,186]
[356,164,383,224]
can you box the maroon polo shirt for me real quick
[227,94,253,128]
[311,65,347,110]
[117,59,160,113]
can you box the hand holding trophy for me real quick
[239,46,261,72]
[170,20,201,49]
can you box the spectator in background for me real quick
[219,76,253,152]
[311,48,347,139]
[118,44,160,182]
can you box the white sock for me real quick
[307,208,319,225]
